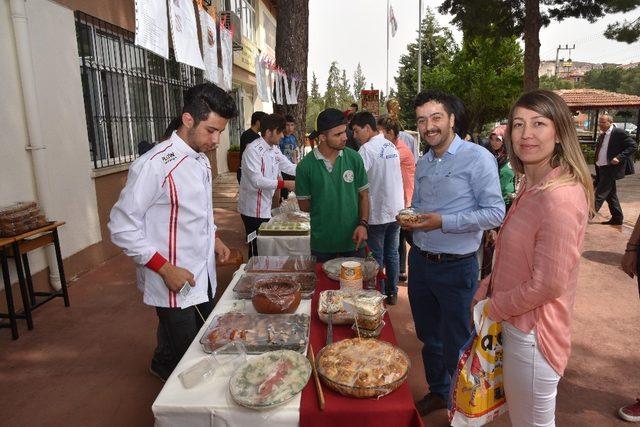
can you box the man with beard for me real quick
[400,90,504,416]
[109,83,236,381]
[296,108,369,262]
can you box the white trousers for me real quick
[502,322,561,427]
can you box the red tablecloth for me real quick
[300,266,423,427]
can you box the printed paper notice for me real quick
[168,0,205,70]
[135,0,168,58]
[199,10,219,83]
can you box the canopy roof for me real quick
[554,89,640,109]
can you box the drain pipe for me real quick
[10,0,61,290]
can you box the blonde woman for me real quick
[474,90,594,426]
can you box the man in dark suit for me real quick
[594,114,637,225]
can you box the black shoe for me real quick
[386,293,398,306]
[415,392,447,416]
[600,219,623,225]
[399,273,408,282]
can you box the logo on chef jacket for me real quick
[343,170,354,183]
[162,152,176,164]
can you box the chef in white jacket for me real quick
[238,114,297,255]
[108,83,237,381]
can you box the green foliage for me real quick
[582,66,625,92]
[353,63,367,102]
[395,8,457,129]
[619,65,640,95]
[395,8,523,132]
[228,143,241,152]
[309,72,321,102]
[338,70,355,108]
[324,61,341,108]
[580,144,595,164]
[540,75,575,90]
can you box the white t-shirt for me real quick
[358,134,404,225]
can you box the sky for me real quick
[307,0,640,94]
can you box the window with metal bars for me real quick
[75,11,203,169]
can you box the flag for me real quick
[389,5,398,37]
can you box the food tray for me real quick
[0,205,41,225]
[199,312,310,354]
[233,272,316,299]
[316,338,410,398]
[322,257,379,282]
[271,211,310,223]
[258,221,310,236]
[318,290,385,325]
[352,320,385,338]
[0,216,48,237]
[229,350,311,410]
[245,256,316,273]
[0,202,38,217]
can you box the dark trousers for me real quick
[241,214,269,258]
[311,247,366,263]
[236,168,242,184]
[407,248,478,399]
[595,166,623,221]
[151,283,215,380]
[399,229,409,275]
[280,172,295,200]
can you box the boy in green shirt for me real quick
[296,108,370,262]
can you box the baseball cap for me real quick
[309,108,346,139]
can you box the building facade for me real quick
[0,0,277,306]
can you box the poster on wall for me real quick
[168,0,205,70]
[220,24,233,91]
[199,9,219,83]
[134,0,168,58]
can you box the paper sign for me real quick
[134,0,169,58]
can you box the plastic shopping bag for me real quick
[449,299,507,426]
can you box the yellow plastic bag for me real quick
[449,299,507,426]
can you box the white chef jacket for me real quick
[108,132,216,308]
[238,137,297,219]
[358,134,405,225]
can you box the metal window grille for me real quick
[75,11,203,169]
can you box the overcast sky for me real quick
[308,0,640,94]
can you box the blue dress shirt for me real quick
[411,135,505,254]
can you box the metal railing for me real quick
[75,11,203,169]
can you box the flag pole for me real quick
[417,0,422,93]
[386,0,389,100]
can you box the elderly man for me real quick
[402,90,505,416]
[594,114,637,225]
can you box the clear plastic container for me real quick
[245,256,316,273]
[353,308,386,331]
[233,272,316,299]
[199,312,310,354]
[251,278,301,314]
[352,320,385,338]
[178,341,247,388]
[397,208,421,226]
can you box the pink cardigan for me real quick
[475,167,588,375]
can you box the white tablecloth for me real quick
[256,234,310,256]
[152,265,311,427]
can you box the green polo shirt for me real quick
[296,147,368,253]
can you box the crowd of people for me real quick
[106,80,640,425]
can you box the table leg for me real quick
[22,253,36,307]
[1,248,19,340]
[52,229,70,307]
[12,242,33,330]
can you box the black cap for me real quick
[309,108,346,139]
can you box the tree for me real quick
[395,8,457,129]
[307,72,324,130]
[353,63,366,103]
[619,65,640,95]
[439,0,640,91]
[310,72,321,102]
[337,69,354,110]
[274,0,309,145]
[539,75,575,90]
[324,61,341,108]
[582,66,624,92]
